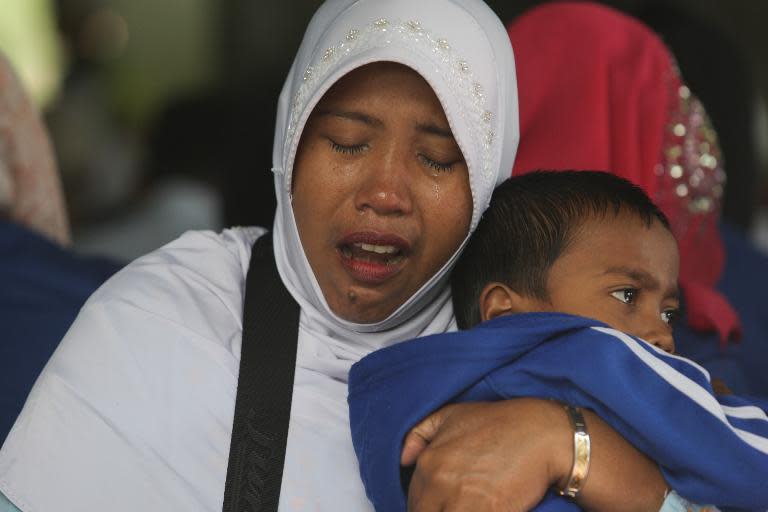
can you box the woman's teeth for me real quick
[341,243,404,263]
[356,243,398,255]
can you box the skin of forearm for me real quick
[570,409,668,512]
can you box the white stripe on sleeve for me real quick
[591,326,768,455]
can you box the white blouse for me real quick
[0,228,373,511]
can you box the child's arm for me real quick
[349,313,768,511]
[496,324,768,509]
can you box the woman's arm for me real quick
[576,407,667,511]
[402,399,667,512]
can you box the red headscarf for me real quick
[508,2,740,344]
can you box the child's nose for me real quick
[644,329,675,354]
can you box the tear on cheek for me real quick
[347,290,357,303]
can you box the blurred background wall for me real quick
[2,0,767,260]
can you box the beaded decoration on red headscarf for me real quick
[655,74,737,343]
[508,1,740,344]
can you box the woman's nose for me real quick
[354,150,414,216]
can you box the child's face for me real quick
[483,212,680,352]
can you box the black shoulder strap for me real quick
[223,233,300,512]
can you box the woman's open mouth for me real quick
[337,233,409,284]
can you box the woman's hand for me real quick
[401,399,668,512]
[402,399,571,511]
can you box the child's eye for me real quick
[661,309,678,325]
[610,288,637,305]
[418,154,455,173]
[329,140,367,155]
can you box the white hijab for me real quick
[272,0,519,352]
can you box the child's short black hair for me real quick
[451,170,671,329]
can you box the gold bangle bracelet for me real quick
[557,404,590,499]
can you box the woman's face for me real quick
[292,62,472,323]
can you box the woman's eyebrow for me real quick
[415,122,453,139]
[314,110,453,139]
[314,109,383,127]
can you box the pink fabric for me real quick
[508,2,740,344]
[0,52,70,246]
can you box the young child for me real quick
[348,171,768,512]
[451,170,678,353]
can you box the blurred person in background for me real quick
[39,0,223,261]
[0,51,122,444]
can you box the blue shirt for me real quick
[0,220,121,442]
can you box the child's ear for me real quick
[479,282,539,322]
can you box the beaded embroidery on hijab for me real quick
[508,1,739,344]
[271,0,519,343]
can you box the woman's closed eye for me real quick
[418,153,459,173]
[326,135,461,173]
[610,287,637,305]
[328,139,368,155]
